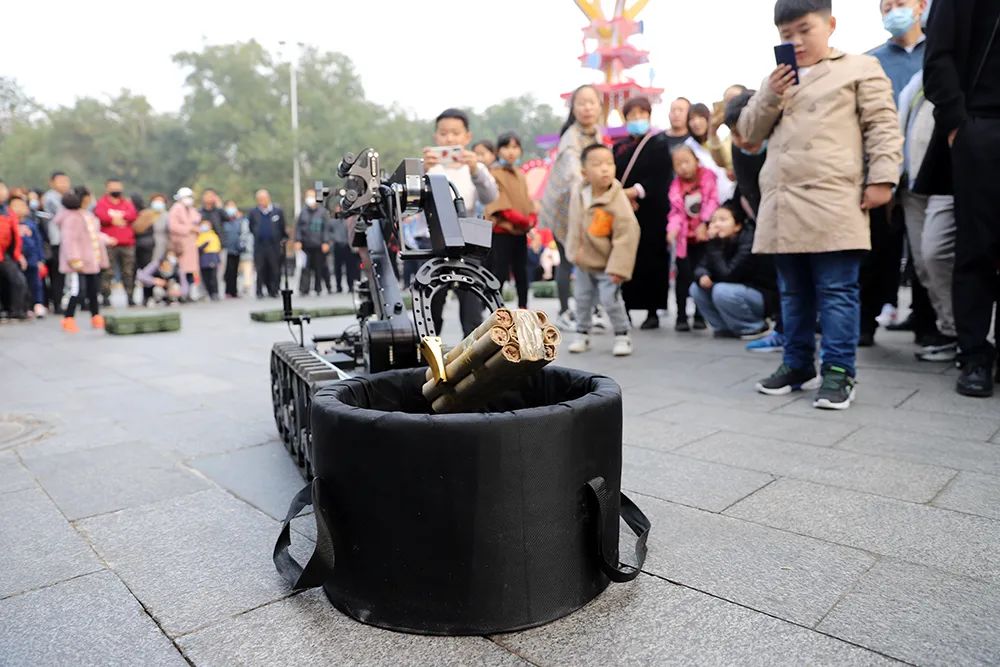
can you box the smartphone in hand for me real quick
[428,146,464,166]
[773,43,800,85]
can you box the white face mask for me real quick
[182,196,195,207]
[151,200,166,212]
[305,197,317,207]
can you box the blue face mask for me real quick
[498,158,519,168]
[883,7,916,38]
[626,119,650,136]
[739,139,768,156]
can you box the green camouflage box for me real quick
[105,311,181,335]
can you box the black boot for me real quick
[956,364,994,398]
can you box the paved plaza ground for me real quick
[1,290,998,666]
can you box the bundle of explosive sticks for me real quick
[422,308,562,414]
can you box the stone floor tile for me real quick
[191,441,307,520]
[635,493,876,627]
[623,446,773,512]
[494,573,894,666]
[818,559,1000,666]
[647,401,858,447]
[177,590,528,667]
[836,426,1000,476]
[931,471,1000,520]
[622,416,717,453]
[76,489,296,636]
[0,450,35,495]
[0,487,101,598]
[0,570,186,667]
[23,441,209,520]
[677,431,955,503]
[726,479,1000,582]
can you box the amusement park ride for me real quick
[569,0,663,124]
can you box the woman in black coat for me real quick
[615,96,679,329]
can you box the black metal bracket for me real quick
[410,257,503,338]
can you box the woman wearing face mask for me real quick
[168,187,202,302]
[614,96,674,330]
[538,84,605,331]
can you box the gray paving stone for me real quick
[0,450,34,494]
[622,416,717,453]
[0,570,186,667]
[494,573,895,666]
[837,425,1000,476]
[16,417,135,461]
[634,493,876,627]
[0,487,101,598]
[23,441,209,520]
[774,398,1000,442]
[76,489,296,636]
[178,589,528,667]
[623,445,773,512]
[818,559,1000,666]
[119,409,278,461]
[646,401,858,447]
[192,441,307,520]
[677,431,955,503]
[145,372,237,396]
[898,386,1000,418]
[726,479,1000,582]
[932,471,1000,520]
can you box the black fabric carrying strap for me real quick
[586,476,650,583]
[273,480,335,590]
[274,476,652,589]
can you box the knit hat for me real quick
[174,187,194,201]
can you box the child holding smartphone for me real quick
[422,108,498,336]
[738,0,902,410]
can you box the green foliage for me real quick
[0,42,560,207]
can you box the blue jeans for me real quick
[689,282,766,335]
[774,252,862,377]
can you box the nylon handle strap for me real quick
[273,480,336,590]
[586,476,650,583]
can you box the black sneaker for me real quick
[640,315,660,330]
[858,332,875,347]
[693,316,707,330]
[675,318,691,332]
[756,363,820,396]
[813,365,857,410]
[956,364,994,398]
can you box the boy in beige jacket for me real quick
[565,144,641,357]
[738,0,903,410]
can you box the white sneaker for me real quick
[556,309,577,332]
[591,306,611,335]
[568,334,590,353]
[612,335,633,357]
[875,303,897,328]
[33,304,47,318]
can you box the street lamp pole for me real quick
[281,41,303,218]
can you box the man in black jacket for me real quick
[247,189,287,298]
[921,0,1000,397]
[295,188,333,296]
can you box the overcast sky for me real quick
[11,0,891,131]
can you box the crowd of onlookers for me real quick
[1,0,997,405]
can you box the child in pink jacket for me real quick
[56,187,111,333]
[667,144,719,331]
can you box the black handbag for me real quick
[273,366,650,636]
